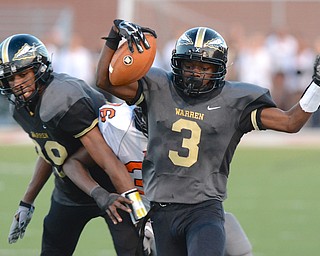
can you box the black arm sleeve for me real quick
[239,93,276,133]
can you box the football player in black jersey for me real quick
[63,102,253,256]
[95,20,320,256]
[0,34,142,255]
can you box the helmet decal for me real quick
[13,43,44,62]
[204,38,227,52]
[177,33,193,46]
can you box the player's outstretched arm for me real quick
[8,157,52,243]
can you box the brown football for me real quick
[109,34,157,86]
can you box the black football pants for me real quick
[151,199,225,256]
[41,197,139,256]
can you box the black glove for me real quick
[113,19,157,53]
[90,186,121,212]
[313,55,320,86]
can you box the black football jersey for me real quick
[12,73,115,206]
[135,67,276,204]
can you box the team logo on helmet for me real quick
[13,43,44,61]
[177,33,193,46]
[204,38,227,53]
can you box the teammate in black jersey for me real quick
[0,34,141,255]
[95,20,320,256]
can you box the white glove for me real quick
[8,201,35,244]
[143,219,156,256]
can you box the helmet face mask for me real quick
[180,59,219,93]
[5,67,38,105]
[0,34,52,107]
[171,27,228,96]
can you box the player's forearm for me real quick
[63,157,99,196]
[96,25,139,102]
[94,150,134,193]
[22,157,52,204]
[96,25,120,92]
[102,156,135,193]
[80,127,135,193]
[261,104,312,133]
[96,45,114,92]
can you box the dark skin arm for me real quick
[63,147,132,224]
[62,148,97,195]
[260,103,312,133]
[96,26,139,102]
[79,125,134,193]
[21,157,52,204]
[96,23,312,133]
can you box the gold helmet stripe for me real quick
[194,27,206,48]
[1,35,14,63]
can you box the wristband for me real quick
[121,188,147,223]
[89,185,103,197]
[299,82,320,113]
[19,201,33,209]
[102,27,121,50]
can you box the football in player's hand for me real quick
[109,33,157,86]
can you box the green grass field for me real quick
[0,144,319,256]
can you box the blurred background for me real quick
[1,1,320,255]
[1,0,320,127]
